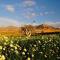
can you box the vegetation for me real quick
[0,34,60,60]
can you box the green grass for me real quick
[0,34,60,60]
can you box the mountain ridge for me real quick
[0,24,60,36]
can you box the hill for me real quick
[21,24,60,35]
[0,24,60,36]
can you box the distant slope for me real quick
[35,24,60,33]
[0,24,60,36]
[0,26,21,36]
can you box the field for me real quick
[0,34,60,60]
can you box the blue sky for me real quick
[0,0,60,27]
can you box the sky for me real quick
[0,0,60,27]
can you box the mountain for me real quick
[36,24,55,29]
[35,24,60,33]
[0,24,60,36]
[20,24,60,36]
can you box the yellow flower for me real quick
[42,36,44,39]
[0,46,2,50]
[11,41,13,44]
[14,46,17,50]
[24,48,27,52]
[4,42,7,45]
[0,55,5,60]
[3,36,8,41]
[16,44,20,48]
[27,57,31,60]
[32,47,36,52]
[15,50,19,54]
[11,48,14,51]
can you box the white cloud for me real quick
[5,5,14,12]
[44,12,49,15]
[40,11,55,16]
[23,12,37,19]
[40,12,48,16]
[44,21,60,28]
[22,0,36,7]
[40,13,44,16]
[0,17,22,27]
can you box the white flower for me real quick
[57,47,59,50]
[3,47,6,50]
[43,47,45,50]
[10,44,13,47]
[32,54,34,57]
[45,41,47,43]
[39,52,43,54]
[38,41,41,44]
[54,44,56,47]
[44,55,47,58]
[27,52,29,55]
[34,44,36,47]
[49,39,52,42]
[19,47,22,50]
[50,49,53,52]
[22,52,25,55]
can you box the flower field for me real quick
[0,34,60,60]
